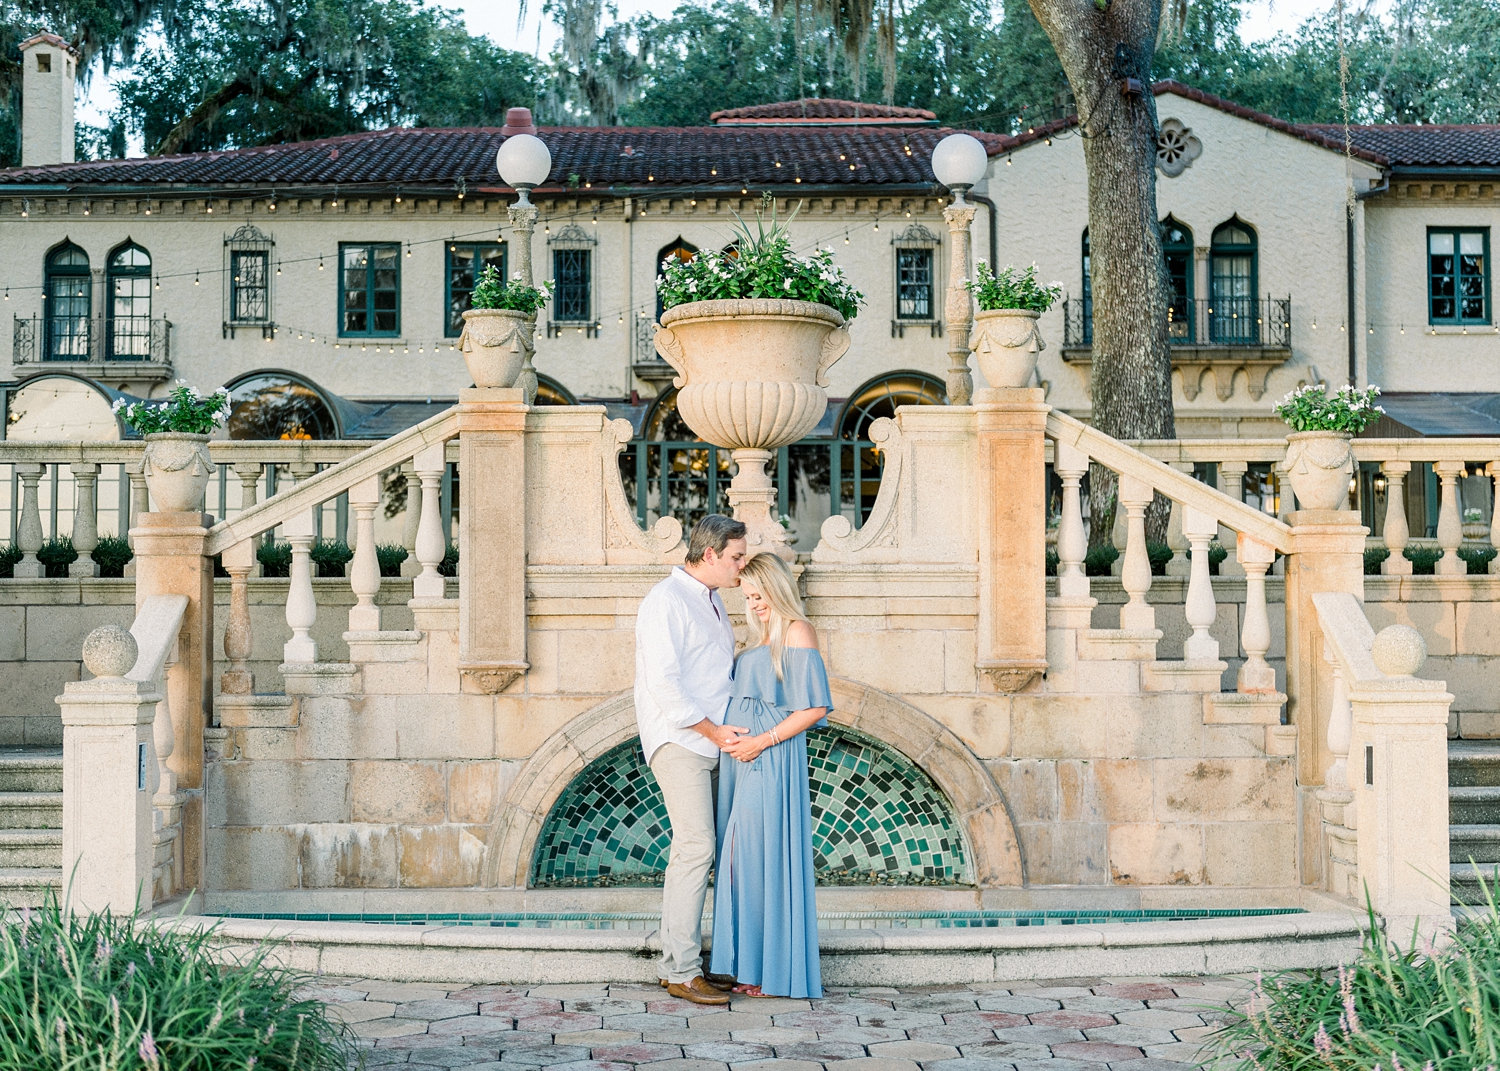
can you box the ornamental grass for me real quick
[1208,881,1500,1070]
[0,896,355,1071]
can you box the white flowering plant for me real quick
[656,198,865,322]
[966,261,1063,313]
[470,266,555,315]
[112,382,231,435]
[1273,383,1383,434]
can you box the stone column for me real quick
[942,202,977,405]
[127,509,213,893]
[1283,508,1366,886]
[975,388,1047,691]
[508,201,541,405]
[457,388,529,692]
[56,626,157,914]
[1353,626,1454,941]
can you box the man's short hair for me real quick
[685,514,748,563]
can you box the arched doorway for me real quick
[43,241,91,360]
[224,371,340,441]
[654,238,698,322]
[832,372,946,527]
[105,240,152,360]
[1210,217,1259,344]
[1160,216,1194,340]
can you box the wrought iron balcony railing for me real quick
[1063,296,1292,350]
[12,315,173,369]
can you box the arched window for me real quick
[534,374,576,406]
[838,371,947,441]
[5,373,121,441]
[225,372,339,440]
[43,242,90,360]
[622,387,731,532]
[655,239,697,322]
[1210,217,1258,344]
[1160,217,1193,340]
[106,241,152,360]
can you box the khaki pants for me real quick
[650,742,720,983]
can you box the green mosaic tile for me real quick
[531,726,969,888]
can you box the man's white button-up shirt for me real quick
[635,566,736,764]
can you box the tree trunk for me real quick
[1029,0,1176,545]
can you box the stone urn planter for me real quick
[142,432,213,512]
[1463,519,1491,542]
[970,308,1045,388]
[1283,430,1354,511]
[459,308,532,388]
[654,298,851,556]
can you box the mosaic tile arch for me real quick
[531,726,971,888]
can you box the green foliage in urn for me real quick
[965,261,1062,313]
[1273,384,1383,434]
[377,543,410,577]
[656,199,865,322]
[112,383,231,435]
[469,266,555,315]
[93,536,135,578]
[0,896,355,1070]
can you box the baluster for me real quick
[1052,441,1089,600]
[14,462,44,578]
[1272,460,1292,576]
[1380,460,1412,575]
[1434,460,1464,575]
[283,509,318,663]
[1216,462,1247,577]
[1182,505,1220,661]
[1108,490,1127,577]
[1237,535,1277,692]
[69,462,100,577]
[233,461,262,514]
[220,540,255,695]
[348,476,382,632]
[1324,639,1351,791]
[153,638,178,811]
[400,460,422,578]
[1117,475,1154,631]
[1490,461,1500,575]
[1164,461,1193,577]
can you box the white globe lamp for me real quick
[496,134,552,204]
[930,133,989,204]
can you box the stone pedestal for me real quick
[127,510,213,895]
[457,388,529,693]
[975,388,1047,691]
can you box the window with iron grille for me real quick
[44,242,91,360]
[896,249,934,319]
[552,248,591,322]
[230,251,269,323]
[1429,228,1490,325]
[340,242,401,337]
[107,242,152,359]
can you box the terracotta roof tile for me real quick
[1302,123,1500,168]
[711,98,938,124]
[0,124,1010,191]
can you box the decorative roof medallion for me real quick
[1156,118,1203,177]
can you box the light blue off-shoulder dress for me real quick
[710,644,832,999]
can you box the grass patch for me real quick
[0,896,355,1070]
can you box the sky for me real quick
[79,0,1326,136]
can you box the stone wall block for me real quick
[296,823,399,887]
[1010,694,1122,759]
[218,760,351,826]
[1057,760,1100,823]
[27,603,134,661]
[447,761,515,824]
[1093,759,1155,821]
[986,759,1057,823]
[1424,655,1500,713]
[1204,821,1297,886]
[1153,757,1295,822]
[920,695,1010,758]
[826,629,947,694]
[942,629,978,693]
[964,802,1025,885]
[555,629,636,693]
[1454,601,1500,657]
[351,761,446,824]
[357,660,431,695]
[0,606,25,661]
[207,827,299,890]
[852,691,947,764]
[233,727,298,762]
[398,824,486,886]
[921,734,1001,814]
[426,626,461,693]
[294,695,361,760]
[1125,693,1211,759]
[493,695,588,759]
[1366,600,1456,657]
[1106,822,1205,885]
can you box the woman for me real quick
[711,553,830,999]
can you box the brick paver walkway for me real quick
[305,976,1250,1070]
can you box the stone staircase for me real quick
[0,748,63,909]
[1449,741,1500,905]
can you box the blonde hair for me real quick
[739,553,810,680]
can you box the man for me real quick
[635,514,749,1005]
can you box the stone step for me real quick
[1450,742,1500,787]
[0,829,62,869]
[0,867,62,909]
[0,792,63,830]
[1450,861,1500,906]
[0,750,62,793]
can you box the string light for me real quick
[395,191,403,203]
[844,231,850,244]
[82,201,90,216]
[144,198,151,215]
[194,270,200,286]
[21,199,29,218]
[318,255,324,270]
[154,275,160,290]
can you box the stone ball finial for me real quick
[1372,624,1426,678]
[82,626,138,680]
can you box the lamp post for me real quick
[496,111,552,403]
[931,133,989,405]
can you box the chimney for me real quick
[19,33,78,167]
[501,108,538,138]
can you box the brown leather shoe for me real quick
[703,972,737,991]
[666,976,731,1005]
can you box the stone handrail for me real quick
[203,408,459,556]
[1310,590,1453,935]
[1047,412,1294,552]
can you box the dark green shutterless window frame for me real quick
[444,242,507,337]
[1428,227,1491,326]
[339,242,401,337]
